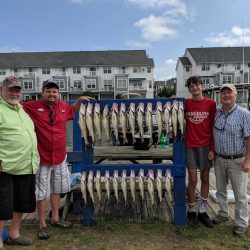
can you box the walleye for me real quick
[147,169,155,206]
[93,103,102,145]
[86,103,95,146]
[121,169,127,203]
[130,169,136,203]
[178,101,184,136]
[120,103,128,145]
[95,170,102,202]
[78,103,89,148]
[172,100,178,138]
[137,102,144,143]
[164,101,171,134]
[87,170,95,204]
[102,104,111,143]
[138,168,145,201]
[145,102,153,144]
[80,171,87,205]
[156,101,163,144]
[113,170,119,203]
[165,169,173,202]
[111,103,119,146]
[128,102,136,144]
[156,169,163,203]
[104,170,111,200]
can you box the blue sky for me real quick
[1,0,250,80]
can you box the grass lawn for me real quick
[4,221,250,250]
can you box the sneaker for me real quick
[198,212,214,228]
[212,215,229,225]
[187,212,199,228]
[233,226,246,237]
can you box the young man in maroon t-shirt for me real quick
[185,76,216,228]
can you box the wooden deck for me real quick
[21,169,250,225]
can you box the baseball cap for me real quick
[2,77,22,88]
[220,83,237,93]
[42,80,59,89]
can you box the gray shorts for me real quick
[185,145,212,170]
[36,156,71,200]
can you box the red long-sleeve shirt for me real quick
[23,100,74,165]
[185,98,216,151]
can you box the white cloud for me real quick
[0,46,23,52]
[165,58,176,65]
[126,40,151,48]
[205,26,250,46]
[154,58,177,80]
[135,15,177,42]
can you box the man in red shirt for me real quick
[23,80,94,240]
[185,76,216,228]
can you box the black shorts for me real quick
[0,172,36,220]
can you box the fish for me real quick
[156,101,163,144]
[172,100,178,138]
[78,103,89,147]
[120,102,128,145]
[138,168,145,201]
[137,102,144,143]
[165,169,173,202]
[130,169,136,203]
[164,101,172,134]
[102,104,111,143]
[145,102,153,144]
[128,102,136,144]
[87,170,95,204]
[113,170,119,203]
[80,171,88,205]
[104,170,111,200]
[121,169,127,203]
[93,103,102,145]
[147,169,155,206]
[111,103,119,146]
[86,102,95,146]
[178,101,184,136]
[156,169,163,203]
[95,170,102,202]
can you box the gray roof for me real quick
[0,50,154,68]
[179,57,191,65]
[187,47,250,63]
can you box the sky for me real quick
[1,0,250,80]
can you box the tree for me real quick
[158,87,175,97]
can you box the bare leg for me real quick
[0,220,5,248]
[200,169,210,199]
[50,193,60,222]
[37,199,48,228]
[9,212,23,239]
[187,168,198,204]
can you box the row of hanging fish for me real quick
[78,100,184,147]
[80,169,173,207]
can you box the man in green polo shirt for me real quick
[0,77,39,249]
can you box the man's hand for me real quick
[78,96,95,102]
[241,159,250,173]
[208,150,215,161]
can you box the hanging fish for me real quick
[145,102,153,144]
[93,103,102,145]
[121,169,127,203]
[165,169,173,202]
[80,171,87,205]
[137,102,144,143]
[111,103,119,146]
[147,169,155,206]
[113,170,119,203]
[95,170,102,202]
[156,169,163,203]
[128,102,136,144]
[172,100,178,138]
[102,104,111,143]
[164,101,171,134]
[104,170,111,200]
[156,101,163,144]
[120,102,128,145]
[78,103,89,148]
[138,168,145,201]
[178,101,184,136]
[86,103,95,146]
[130,169,136,203]
[87,170,95,204]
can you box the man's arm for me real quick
[242,136,250,172]
[71,96,95,112]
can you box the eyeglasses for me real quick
[214,106,237,131]
[49,111,54,125]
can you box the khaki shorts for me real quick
[36,156,71,200]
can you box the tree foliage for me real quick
[158,87,176,98]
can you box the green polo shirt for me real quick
[0,98,39,174]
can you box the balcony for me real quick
[100,86,114,91]
[14,72,35,77]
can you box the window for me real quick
[217,63,224,68]
[148,80,152,88]
[202,64,210,71]
[117,77,127,88]
[55,79,65,89]
[222,75,232,84]
[119,66,126,74]
[23,80,33,90]
[89,67,97,76]
[86,79,96,89]
[0,68,6,75]
[133,67,142,73]
[24,95,30,101]
[235,64,241,70]
[132,81,142,90]
[201,77,209,85]
[248,63,250,68]
[104,80,113,90]
[73,80,82,89]
[73,67,81,74]
[147,67,151,73]
[42,67,50,74]
[186,66,190,72]
[235,77,241,83]
[103,67,111,74]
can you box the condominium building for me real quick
[0,50,154,100]
[176,47,250,108]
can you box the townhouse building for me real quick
[0,50,154,100]
[176,47,250,108]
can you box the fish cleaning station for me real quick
[65,97,186,226]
